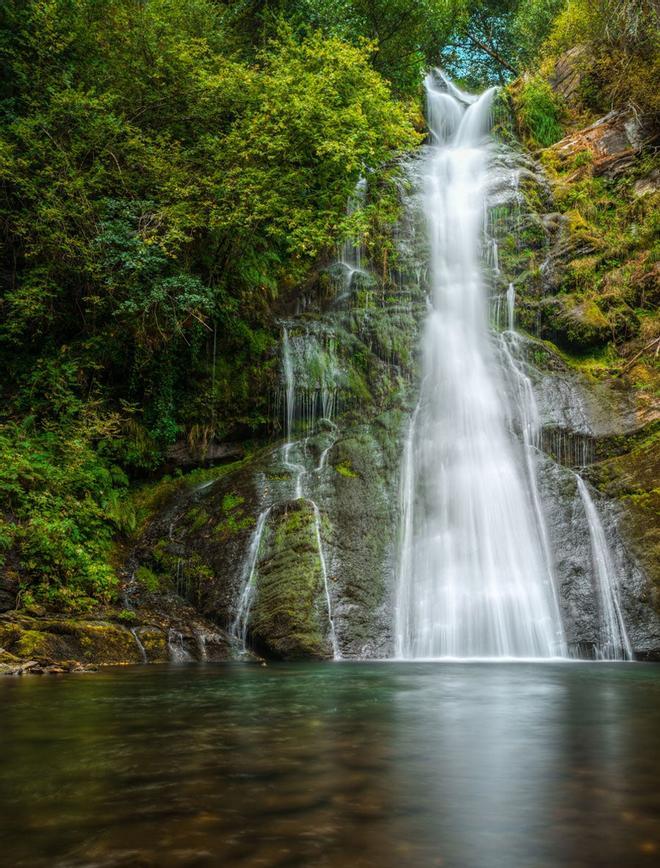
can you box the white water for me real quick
[576,477,632,660]
[337,177,369,299]
[167,629,193,663]
[311,501,340,659]
[232,326,341,658]
[130,627,148,664]
[394,73,566,659]
[231,507,271,648]
[506,282,515,331]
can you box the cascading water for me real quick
[394,73,566,659]
[231,324,341,658]
[339,178,367,283]
[232,507,272,648]
[576,477,633,660]
[279,327,340,659]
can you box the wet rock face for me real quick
[124,136,659,664]
[0,616,145,667]
[165,440,244,473]
[0,600,238,673]
[538,459,660,658]
[130,463,266,634]
[129,409,409,661]
[249,500,331,660]
[322,416,405,658]
[126,193,424,661]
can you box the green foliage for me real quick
[335,461,359,478]
[514,75,564,147]
[135,566,162,594]
[443,0,565,85]
[0,1,420,608]
[0,425,123,612]
[545,0,659,117]
[223,1,464,95]
[1,1,418,458]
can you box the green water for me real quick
[1,662,659,867]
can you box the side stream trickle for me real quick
[231,507,272,650]
[232,301,352,658]
[575,476,633,660]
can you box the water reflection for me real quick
[1,663,659,866]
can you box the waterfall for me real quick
[278,324,341,438]
[167,629,193,663]
[311,502,340,659]
[575,477,632,660]
[231,507,272,648]
[506,282,515,331]
[394,72,566,659]
[337,177,369,299]
[231,324,341,658]
[130,627,148,664]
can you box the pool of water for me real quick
[1,662,659,867]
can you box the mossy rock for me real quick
[135,627,169,662]
[0,616,143,665]
[588,426,660,596]
[249,499,332,660]
[552,295,611,349]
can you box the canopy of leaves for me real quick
[0,0,419,608]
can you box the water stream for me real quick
[232,72,633,664]
[394,74,567,659]
[232,323,341,658]
[576,476,633,660]
[231,507,272,648]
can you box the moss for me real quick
[541,293,612,351]
[222,493,244,512]
[0,621,22,649]
[589,426,660,594]
[15,629,56,659]
[214,498,255,541]
[249,500,330,660]
[136,627,168,662]
[135,565,163,593]
[0,617,143,665]
[185,506,210,533]
[335,461,359,479]
[127,458,250,540]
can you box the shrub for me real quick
[515,75,564,147]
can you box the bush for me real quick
[0,426,124,612]
[515,75,564,147]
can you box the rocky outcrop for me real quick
[249,499,332,659]
[0,574,17,612]
[0,598,240,674]
[549,46,588,106]
[128,406,410,660]
[549,108,653,178]
[121,122,660,663]
[165,440,245,472]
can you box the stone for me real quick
[549,46,588,106]
[550,109,648,177]
[165,440,244,472]
[249,499,332,660]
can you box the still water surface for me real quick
[1,662,659,867]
